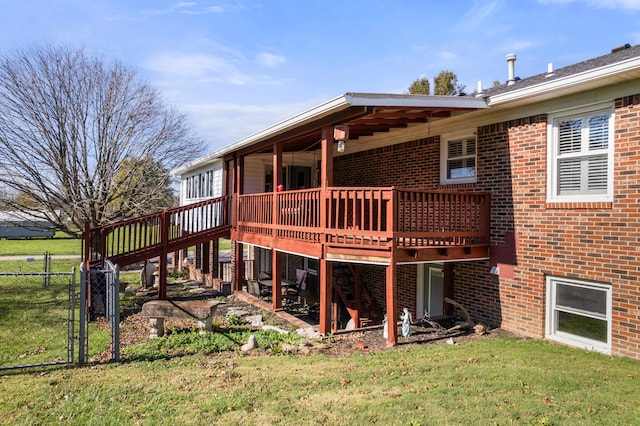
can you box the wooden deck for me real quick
[235,187,490,263]
[85,187,490,271]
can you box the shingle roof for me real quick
[480,43,640,97]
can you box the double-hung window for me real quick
[547,105,614,202]
[545,276,611,354]
[441,134,477,184]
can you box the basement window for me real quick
[545,275,611,354]
[441,133,477,184]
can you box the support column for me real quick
[231,154,244,293]
[234,241,245,292]
[272,249,283,310]
[319,258,332,335]
[273,143,283,192]
[202,242,210,274]
[210,239,219,280]
[318,127,334,335]
[385,260,398,347]
[320,127,334,188]
[159,210,169,299]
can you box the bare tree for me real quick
[0,45,204,237]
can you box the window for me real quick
[545,276,611,354]
[547,105,614,202]
[441,134,476,184]
[416,265,444,319]
[304,257,319,276]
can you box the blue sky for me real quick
[1,0,640,152]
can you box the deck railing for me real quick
[86,187,489,267]
[86,196,231,266]
[237,187,490,250]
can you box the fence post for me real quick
[68,266,76,365]
[79,262,87,366]
[105,260,120,362]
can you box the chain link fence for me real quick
[0,255,80,371]
[85,260,120,362]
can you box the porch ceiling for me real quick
[231,93,488,156]
[250,106,465,154]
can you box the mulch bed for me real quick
[91,280,504,362]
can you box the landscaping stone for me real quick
[241,334,258,352]
[245,315,264,327]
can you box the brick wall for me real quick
[334,98,640,358]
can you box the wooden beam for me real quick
[234,241,244,292]
[385,257,398,347]
[320,127,334,189]
[272,249,283,310]
[273,143,283,191]
[319,258,332,335]
[159,209,170,299]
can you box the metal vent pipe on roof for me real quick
[506,53,517,86]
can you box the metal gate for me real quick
[0,256,123,371]
[85,259,121,362]
[0,266,83,371]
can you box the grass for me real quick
[0,335,638,425]
[0,257,110,369]
[0,232,81,256]
[1,237,639,424]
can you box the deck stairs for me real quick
[332,263,383,329]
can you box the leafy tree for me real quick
[433,70,466,96]
[0,45,204,237]
[108,155,177,218]
[407,77,430,95]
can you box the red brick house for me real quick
[91,44,640,358]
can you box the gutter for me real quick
[488,56,640,106]
[172,93,487,176]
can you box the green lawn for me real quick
[1,237,639,424]
[0,232,81,256]
[0,335,638,425]
[0,258,109,369]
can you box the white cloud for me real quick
[144,49,290,87]
[184,101,316,149]
[256,53,286,68]
[501,39,539,52]
[145,53,232,77]
[141,2,224,17]
[591,0,640,10]
[458,0,503,31]
[538,0,640,10]
[439,50,458,61]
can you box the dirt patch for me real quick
[91,280,504,362]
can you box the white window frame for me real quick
[440,131,477,185]
[547,103,614,203]
[304,256,319,276]
[545,275,611,354]
[416,264,444,319]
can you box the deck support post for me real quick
[318,127,334,335]
[319,258,332,335]
[385,257,398,347]
[272,249,283,310]
[158,210,169,299]
[233,241,244,292]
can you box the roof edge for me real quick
[172,93,487,176]
[488,55,640,105]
